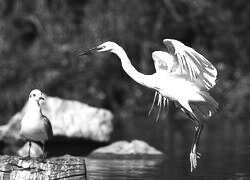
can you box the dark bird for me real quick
[20,89,53,159]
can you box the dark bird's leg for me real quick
[28,141,31,158]
[42,144,46,160]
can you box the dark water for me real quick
[85,123,250,180]
[86,152,250,180]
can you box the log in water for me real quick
[0,154,86,180]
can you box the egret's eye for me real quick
[32,94,36,97]
[97,46,105,50]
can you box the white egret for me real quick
[20,89,53,159]
[79,39,218,172]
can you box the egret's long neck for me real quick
[112,47,155,89]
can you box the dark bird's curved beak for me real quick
[78,46,103,56]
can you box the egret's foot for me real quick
[190,149,201,172]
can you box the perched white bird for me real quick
[20,89,53,159]
[79,39,218,172]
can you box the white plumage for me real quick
[79,39,218,172]
[20,89,53,159]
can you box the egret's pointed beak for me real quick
[78,46,103,56]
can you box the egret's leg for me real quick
[185,111,203,172]
[191,124,203,151]
[190,124,203,172]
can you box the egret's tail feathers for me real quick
[191,91,218,119]
[148,92,169,122]
[148,92,157,116]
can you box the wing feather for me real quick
[163,39,217,90]
[42,115,53,139]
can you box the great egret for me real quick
[79,39,218,172]
[20,89,53,159]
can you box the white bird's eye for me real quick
[101,45,106,50]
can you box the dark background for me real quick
[0,0,249,152]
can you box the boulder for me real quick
[89,140,164,158]
[0,96,114,143]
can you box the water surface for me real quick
[85,123,250,180]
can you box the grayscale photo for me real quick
[0,1,249,179]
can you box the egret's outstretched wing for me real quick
[151,50,210,91]
[162,39,217,90]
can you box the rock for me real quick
[0,96,114,143]
[89,140,164,158]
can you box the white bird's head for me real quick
[29,89,45,102]
[79,41,121,55]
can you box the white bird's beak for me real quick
[39,94,45,101]
[78,46,103,56]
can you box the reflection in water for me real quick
[86,158,165,180]
[86,122,250,180]
[86,151,250,180]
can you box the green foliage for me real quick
[0,0,249,126]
